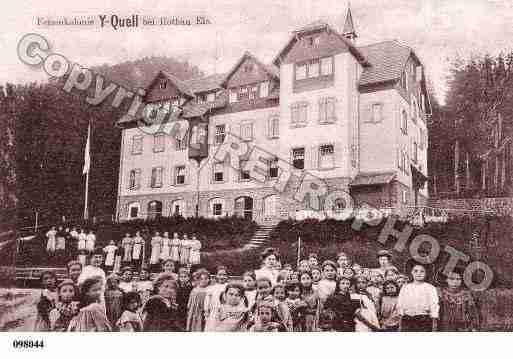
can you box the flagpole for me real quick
[83,120,91,221]
[296,236,301,269]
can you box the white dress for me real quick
[150,236,162,265]
[132,236,143,260]
[351,292,380,332]
[160,236,171,261]
[85,233,96,252]
[46,229,57,252]
[189,239,201,265]
[77,232,87,251]
[103,245,117,267]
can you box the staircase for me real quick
[243,224,277,250]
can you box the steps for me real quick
[243,224,277,250]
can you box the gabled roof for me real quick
[272,22,369,67]
[184,73,225,93]
[357,40,414,87]
[343,5,357,37]
[144,70,196,99]
[221,51,279,87]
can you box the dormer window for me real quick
[160,81,167,89]
[296,64,307,80]
[244,64,254,72]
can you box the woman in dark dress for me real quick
[142,273,183,331]
[323,277,362,332]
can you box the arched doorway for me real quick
[170,199,186,217]
[263,195,278,219]
[235,196,253,220]
[147,200,162,219]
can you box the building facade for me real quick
[116,8,430,224]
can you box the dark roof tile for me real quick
[358,41,411,86]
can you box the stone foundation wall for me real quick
[428,197,513,216]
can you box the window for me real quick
[213,203,223,216]
[413,141,418,163]
[295,64,307,80]
[333,198,346,212]
[160,81,167,89]
[175,165,186,185]
[240,160,250,181]
[319,144,335,169]
[131,135,143,155]
[320,57,333,75]
[207,92,216,102]
[229,89,237,103]
[249,85,258,100]
[151,167,163,188]
[292,148,305,170]
[308,61,320,78]
[411,97,418,122]
[197,94,206,104]
[244,64,254,73]
[238,86,249,101]
[128,202,140,219]
[153,133,165,152]
[400,71,407,91]
[128,169,141,190]
[420,128,426,149]
[176,133,188,151]
[213,162,224,182]
[319,97,336,124]
[268,116,279,138]
[371,103,383,123]
[215,125,226,144]
[269,158,279,178]
[402,190,408,204]
[260,81,269,98]
[291,102,308,127]
[240,122,253,141]
[401,109,408,134]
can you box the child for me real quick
[136,268,153,304]
[189,235,202,266]
[375,250,398,277]
[170,232,181,263]
[317,260,337,303]
[273,284,287,302]
[242,271,257,310]
[336,252,351,277]
[367,272,384,306]
[351,277,381,332]
[85,230,96,254]
[49,279,79,332]
[34,270,58,331]
[384,268,400,282]
[104,274,123,328]
[211,283,249,331]
[272,283,293,331]
[186,269,210,331]
[77,249,106,297]
[342,268,356,281]
[46,226,57,255]
[299,271,321,331]
[150,231,162,271]
[352,263,364,277]
[249,301,287,332]
[119,267,135,293]
[103,240,118,273]
[204,265,229,330]
[379,280,401,331]
[284,281,307,331]
[161,259,178,278]
[311,266,322,291]
[66,260,82,286]
[324,278,362,332]
[77,229,87,253]
[397,264,439,332]
[132,231,144,271]
[68,276,112,332]
[160,231,171,262]
[308,253,319,268]
[116,292,143,332]
[439,269,479,332]
[176,267,193,328]
[121,233,133,264]
[180,234,191,265]
[142,273,183,331]
[298,259,310,273]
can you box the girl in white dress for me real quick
[46,226,57,254]
[132,232,144,270]
[150,231,162,267]
[170,233,181,262]
[189,235,202,265]
[160,232,171,261]
[179,234,191,266]
[77,229,87,252]
[103,240,118,273]
[121,233,133,264]
[85,230,96,253]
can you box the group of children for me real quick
[33,246,480,332]
[45,226,96,258]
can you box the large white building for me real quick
[116,8,430,224]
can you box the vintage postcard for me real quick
[1,0,513,351]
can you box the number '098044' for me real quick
[12,339,44,349]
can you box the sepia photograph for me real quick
[1,1,513,352]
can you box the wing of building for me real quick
[115,6,430,223]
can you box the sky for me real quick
[1,0,513,104]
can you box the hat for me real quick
[57,278,75,290]
[377,250,392,259]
